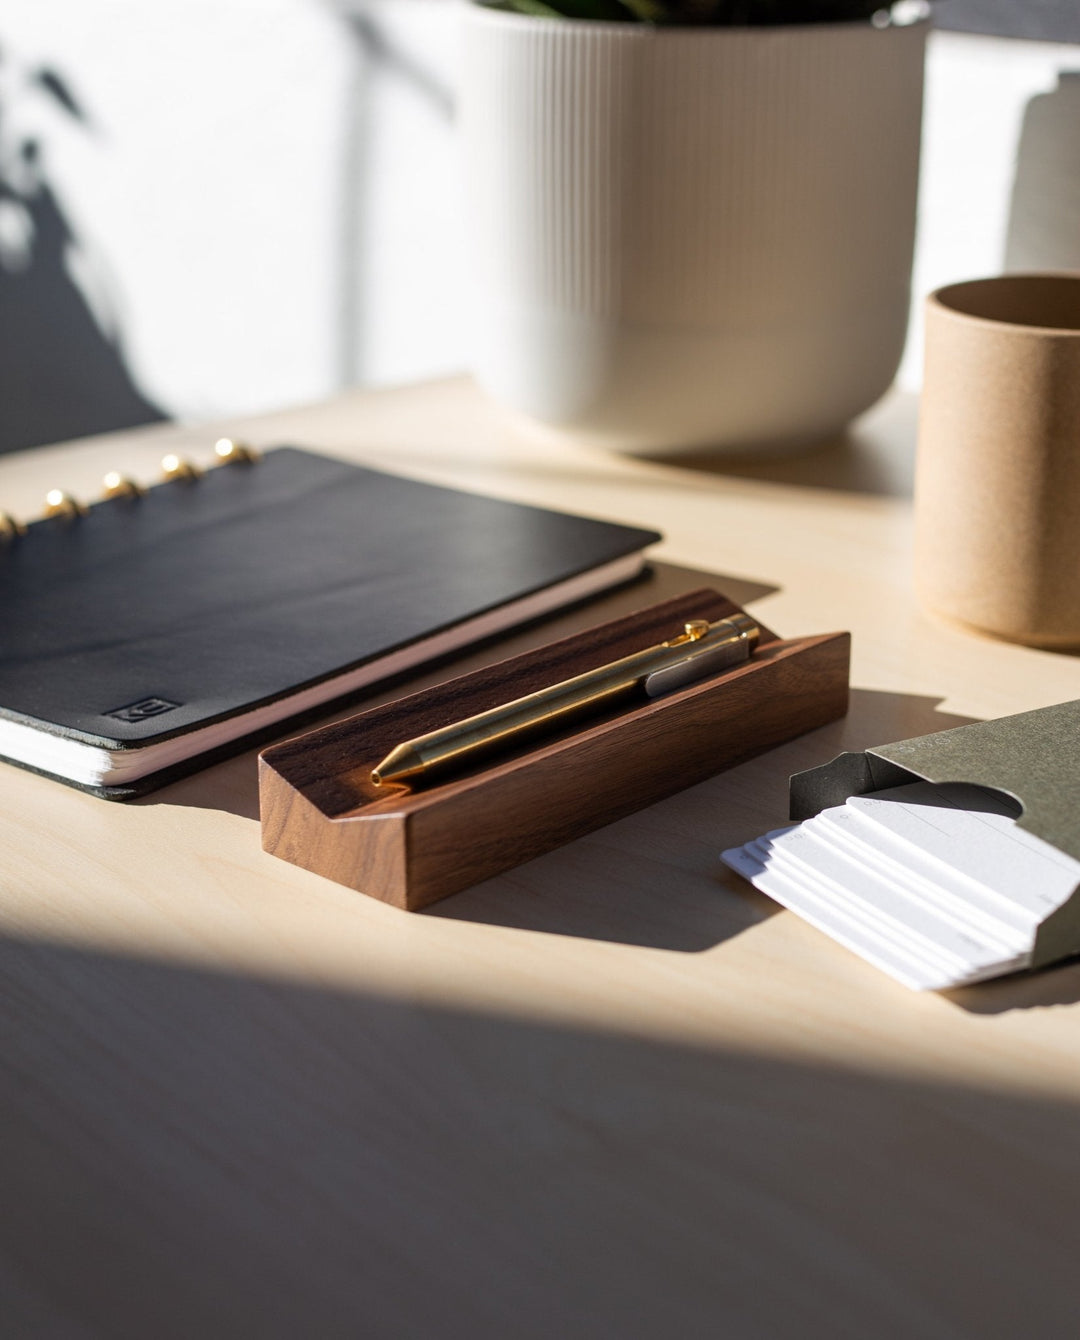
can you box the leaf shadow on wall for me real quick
[0,52,165,453]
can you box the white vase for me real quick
[461,7,927,454]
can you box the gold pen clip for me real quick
[663,620,711,647]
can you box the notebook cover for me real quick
[0,447,659,792]
[787,699,1080,969]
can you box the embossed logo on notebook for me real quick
[106,697,181,724]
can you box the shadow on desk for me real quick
[392,397,916,500]
[2,932,1080,1339]
[946,963,1080,1015]
[428,686,981,951]
[142,659,1080,1018]
[639,396,919,499]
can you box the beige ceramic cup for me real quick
[915,274,1080,647]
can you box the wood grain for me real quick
[260,589,848,908]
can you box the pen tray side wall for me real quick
[260,589,851,910]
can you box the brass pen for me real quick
[371,613,760,790]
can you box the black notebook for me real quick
[0,447,659,798]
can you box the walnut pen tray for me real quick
[259,588,850,910]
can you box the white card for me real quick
[717,775,1058,989]
[722,841,949,990]
[743,835,970,976]
[813,804,1037,945]
[752,825,1011,973]
[846,781,1080,920]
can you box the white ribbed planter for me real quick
[461,7,927,454]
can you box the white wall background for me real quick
[0,0,462,430]
[2,2,1079,430]
[4,0,346,420]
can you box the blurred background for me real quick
[1,0,1079,453]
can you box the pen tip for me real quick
[370,770,383,787]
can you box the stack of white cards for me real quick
[722,780,1080,990]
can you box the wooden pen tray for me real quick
[259,589,850,909]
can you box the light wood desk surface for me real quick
[2,379,1080,1338]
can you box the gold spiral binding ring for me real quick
[43,489,88,520]
[102,471,146,501]
[213,438,259,465]
[11,444,262,533]
[161,454,201,483]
